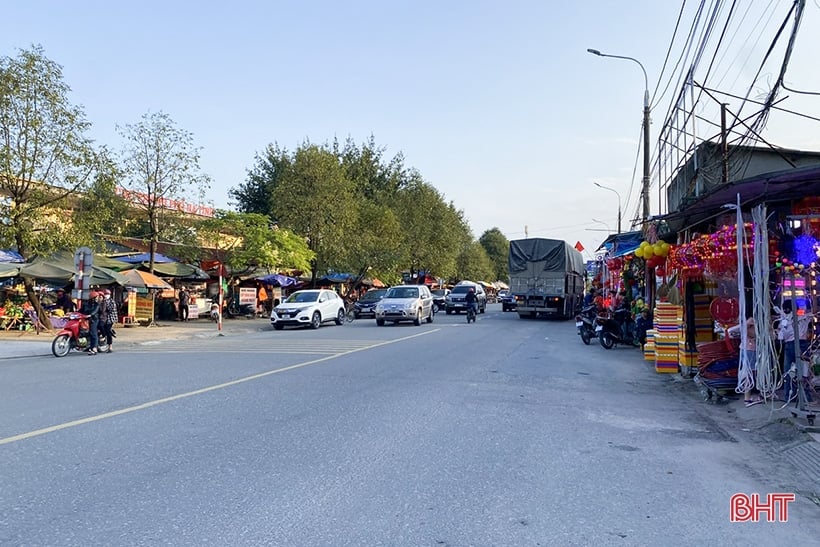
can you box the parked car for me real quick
[499,289,517,312]
[353,289,388,319]
[445,282,487,314]
[270,289,345,330]
[375,285,434,326]
[431,288,450,313]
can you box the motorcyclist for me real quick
[465,287,478,316]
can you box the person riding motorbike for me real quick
[465,287,478,317]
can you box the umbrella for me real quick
[121,269,173,290]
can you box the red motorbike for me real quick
[51,312,109,357]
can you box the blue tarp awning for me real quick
[113,252,177,264]
[256,273,298,287]
[0,250,24,263]
[318,273,355,284]
[596,231,643,257]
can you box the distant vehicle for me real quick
[375,285,434,326]
[445,282,487,314]
[508,238,584,319]
[353,289,388,319]
[498,290,517,312]
[270,289,345,330]
[431,288,450,313]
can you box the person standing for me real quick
[100,289,118,353]
[740,315,762,407]
[777,300,813,404]
[82,292,102,355]
[55,288,76,314]
[178,287,189,322]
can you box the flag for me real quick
[575,241,585,252]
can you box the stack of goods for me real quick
[679,294,714,377]
[654,302,682,373]
[644,329,656,361]
[695,339,739,392]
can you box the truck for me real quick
[508,238,585,319]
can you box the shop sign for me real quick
[239,287,256,306]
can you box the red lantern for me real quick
[656,267,666,277]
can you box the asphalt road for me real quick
[1,306,818,545]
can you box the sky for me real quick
[3,1,820,260]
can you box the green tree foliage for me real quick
[230,143,291,216]
[232,135,476,285]
[117,111,211,273]
[270,143,357,282]
[455,240,494,282]
[72,154,132,247]
[197,210,314,278]
[393,176,471,281]
[0,46,100,323]
[478,227,510,282]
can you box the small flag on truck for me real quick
[574,241,585,252]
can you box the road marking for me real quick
[122,339,383,355]
[0,329,439,446]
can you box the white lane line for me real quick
[0,329,439,446]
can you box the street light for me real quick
[593,182,622,234]
[591,218,611,233]
[587,48,651,226]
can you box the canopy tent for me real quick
[255,273,298,287]
[18,251,129,286]
[121,269,173,290]
[0,263,20,279]
[131,261,210,280]
[317,272,356,284]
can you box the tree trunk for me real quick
[23,278,52,333]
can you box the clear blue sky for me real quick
[3,1,819,258]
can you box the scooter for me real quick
[466,303,477,323]
[575,304,598,345]
[595,307,638,349]
[51,312,109,357]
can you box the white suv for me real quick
[375,285,435,326]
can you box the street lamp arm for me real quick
[587,48,649,105]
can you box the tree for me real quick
[0,46,100,324]
[197,210,314,279]
[72,154,132,247]
[270,143,357,283]
[117,111,210,273]
[479,228,510,282]
[230,143,291,216]
[455,241,494,282]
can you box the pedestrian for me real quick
[100,289,118,353]
[777,300,813,404]
[55,288,76,314]
[258,284,269,317]
[178,287,189,322]
[82,292,102,355]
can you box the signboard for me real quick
[134,293,154,321]
[188,297,200,319]
[239,287,256,306]
[73,246,94,301]
[127,289,137,318]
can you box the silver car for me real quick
[374,285,435,326]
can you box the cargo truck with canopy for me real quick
[508,238,585,319]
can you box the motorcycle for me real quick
[575,304,598,345]
[595,306,638,349]
[466,303,477,324]
[210,302,220,322]
[51,312,109,357]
